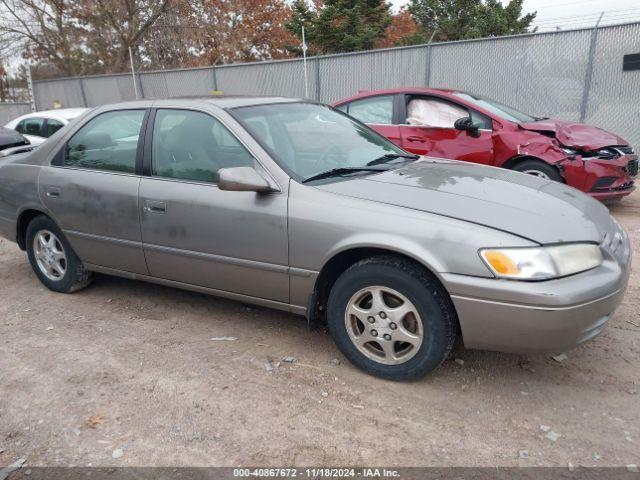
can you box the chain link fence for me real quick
[29,21,640,150]
[0,102,32,125]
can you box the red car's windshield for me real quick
[453,92,537,123]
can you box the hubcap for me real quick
[522,169,550,180]
[33,230,67,281]
[345,286,424,365]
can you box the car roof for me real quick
[97,96,306,111]
[12,108,89,122]
[332,88,464,105]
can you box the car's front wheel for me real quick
[512,159,563,182]
[327,256,457,380]
[26,215,92,293]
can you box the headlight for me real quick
[561,147,578,156]
[480,244,602,280]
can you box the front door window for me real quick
[406,98,467,128]
[151,109,254,183]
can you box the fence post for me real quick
[26,65,36,112]
[137,72,145,99]
[78,77,89,107]
[212,64,218,92]
[315,56,321,101]
[579,12,604,122]
[424,44,433,87]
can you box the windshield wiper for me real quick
[302,167,388,183]
[367,153,419,166]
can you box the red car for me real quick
[333,88,637,201]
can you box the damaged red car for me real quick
[333,88,637,201]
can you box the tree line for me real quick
[0,0,536,80]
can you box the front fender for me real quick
[321,232,447,277]
[494,130,569,168]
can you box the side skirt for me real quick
[85,263,308,316]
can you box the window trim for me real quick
[50,108,150,176]
[143,106,280,190]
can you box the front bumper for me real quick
[442,243,631,354]
[563,153,637,200]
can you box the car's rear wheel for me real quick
[512,159,563,182]
[26,215,92,293]
[326,256,457,380]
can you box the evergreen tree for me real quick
[287,0,393,54]
[407,0,536,42]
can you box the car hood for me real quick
[519,119,627,151]
[0,127,29,150]
[317,159,613,244]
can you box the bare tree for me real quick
[0,0,295,78]
[142,0,296,67]
[0,0,82,76]
[78,0,172,72]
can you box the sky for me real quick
[390,0,640,31]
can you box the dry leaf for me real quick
[85,413,106,429]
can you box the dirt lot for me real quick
[0,192,639,469]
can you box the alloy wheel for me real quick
[521,169,550,180]
[344,286,423,365]
[33,229,67,281]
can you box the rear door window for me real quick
[342,95,394,125]
[64,110,145,173]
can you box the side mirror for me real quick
[454,116,481,138]
[218,166,274,193]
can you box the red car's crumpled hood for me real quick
[519,119,627,151]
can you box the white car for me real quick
[5,108,88,146]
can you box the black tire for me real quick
[512,159,563,182]
[25,215,92,293]
[326,255,457,381]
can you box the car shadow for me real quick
[76,272,623,391]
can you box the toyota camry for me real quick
[0,97,631,380]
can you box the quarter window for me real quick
[16,118,45,137]
[151,109,254,184]
[343,96,394,125]
[64,110,145,173]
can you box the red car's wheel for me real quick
[513,159,563,182]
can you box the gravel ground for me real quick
[0,192,638,469]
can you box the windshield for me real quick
[453,92,537,123]
[233,102,407,181]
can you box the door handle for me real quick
[406,136,427,143]
[45,186,61,198]
[143,200,167,214]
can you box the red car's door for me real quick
[368,124,402,147]
[398,96,494,165]
[335,94,402,147]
